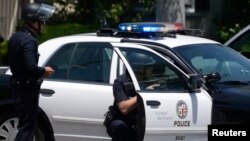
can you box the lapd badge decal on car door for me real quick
[174,100,190,127]
[176,100,188,119]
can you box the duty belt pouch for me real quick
[103,105,116,127]
[123,82,136,97]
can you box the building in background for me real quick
[156,0,186,26]
[0,0,39,40]
[185,0,222,40]
[0,0,19,40]
[156,0,223,40]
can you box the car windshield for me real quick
[174,44,250,82]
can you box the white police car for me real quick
[2,22,250,141]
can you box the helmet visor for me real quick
[38,3,56,21]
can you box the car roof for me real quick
[116,34,220,48]
[39,32,221,51]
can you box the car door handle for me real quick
[146,100,161,106]
[40,89,55,95]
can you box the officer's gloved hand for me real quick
[44,66,54,77]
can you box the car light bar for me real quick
[118,22,184,33]
[96,22,204,38]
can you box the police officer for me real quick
[108,72,138,141]
[8,3,55,141]
[107,52,157,141]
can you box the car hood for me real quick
[212,83,250,111]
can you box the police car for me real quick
[1,22,250,141]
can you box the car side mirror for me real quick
[188,75,202,92]
[203,72,221,84]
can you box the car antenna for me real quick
[97,19,117,36]
[100,18,109,28]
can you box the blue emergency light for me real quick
[118,23,167,33]
[97,22,203,38]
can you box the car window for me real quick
[190,56,219,74]
[46,42,113,83]
[120,48,186,92]
[174,44,250,82]
[45,43,76,79]
[68,42,113,83]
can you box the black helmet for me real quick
[128,52,156,68]
[22,3,56,22]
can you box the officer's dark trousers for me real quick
[108,119,137,141]
[11,83,40,141]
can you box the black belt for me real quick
[10,77,43,86]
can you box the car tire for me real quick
[0,108,51,141]
[0,109,18,141]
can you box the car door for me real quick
[39,42,116,141]
[113,43,212,141]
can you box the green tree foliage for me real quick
[0,41,8,65]
[38,23,96,43]
[50,0,155,27]
[217,0,250,42]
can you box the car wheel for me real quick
[0,109,48,141]
[0,116,18,141]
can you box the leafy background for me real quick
[1,0,250,65]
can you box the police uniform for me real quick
[8,27,44,141]
[107,74,137,141]
[8,3,55,141]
